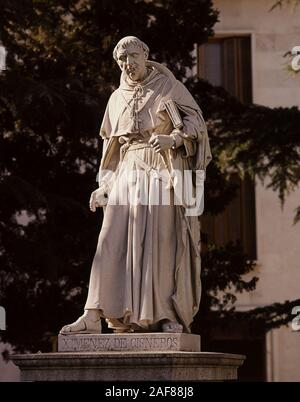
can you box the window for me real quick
[198,36,256,258]
[198,36,252,103]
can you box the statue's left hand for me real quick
[149,133,174,153]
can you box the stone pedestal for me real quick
[12,333,245,381]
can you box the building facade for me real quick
[200,0,300,381]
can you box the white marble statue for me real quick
[60,36,211,335]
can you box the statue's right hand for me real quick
[89,188,108,212]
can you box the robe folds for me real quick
[85,61,212,332]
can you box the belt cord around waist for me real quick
[119,138,152,161]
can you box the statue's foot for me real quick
[106,318,134,333]
[60,310,102,335]
[161,320,183,333]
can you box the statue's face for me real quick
[116,43,147,81]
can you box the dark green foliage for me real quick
[188,79,300,208]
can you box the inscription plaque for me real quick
[58,333,200,352]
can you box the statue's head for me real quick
[113,36,149,82]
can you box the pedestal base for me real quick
[12,351,245,381]
[13,333,245,381]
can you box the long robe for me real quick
[85,62,212,332]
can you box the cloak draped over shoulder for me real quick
[99,60,211,175]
